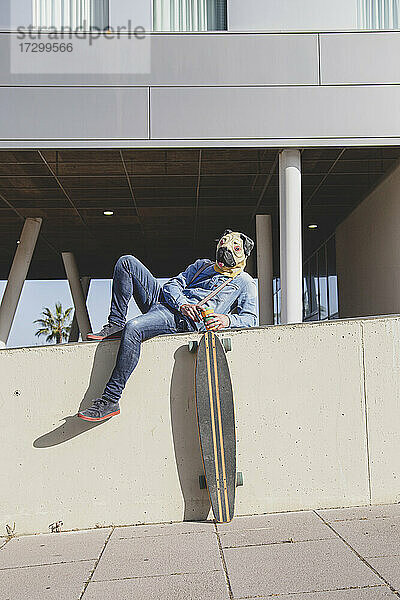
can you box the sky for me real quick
[0,279,164,348]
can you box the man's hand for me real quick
[180,303,201,322]
[206,313,230,331]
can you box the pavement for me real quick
[1,504,400,599]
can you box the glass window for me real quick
[153,0,227,31]
[309,253,319,320]
[276,287,281,325]
[229,0,399,32]
[328,276,339,318]
[303,264,311,321]
[327,236,339,318]
[32,0,109,30]
[318,246,328,321]
[273,276,281,324]
[277,235,338,324]
[303,235,339,322]
[358,0,399,29]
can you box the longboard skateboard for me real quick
[194,331,236,523]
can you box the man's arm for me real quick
[162,259,206,312]
[228,279,258,328]
[207,277,258,331]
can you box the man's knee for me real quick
[115,254,140,271]
[124,318,142,340]
[116,253,137,264]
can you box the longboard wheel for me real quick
[236,472,244,487]
[188,340,199,353]
[222,338,232,352]
[199,474,207,489]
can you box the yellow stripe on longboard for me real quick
[211,333,231,522]
[204,333,223,522]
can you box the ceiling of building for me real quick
[0,147,399,280]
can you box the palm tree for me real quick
[34,302,74,344]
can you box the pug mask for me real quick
[214,229,255,278]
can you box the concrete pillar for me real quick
[68,276,91,342]
[256,215,274,325]
[0,217,42,348]
[62,253,92,341]
[279,150,303,324]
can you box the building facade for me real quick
[0,0,400,343]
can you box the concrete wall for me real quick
[1,316,400,536]
[336,160,400,318]
[1,30,400,148]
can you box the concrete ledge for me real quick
[1,317,400,535]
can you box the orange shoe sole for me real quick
[87,334,121,341]
[78,409,120,422]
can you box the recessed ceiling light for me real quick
[103,211,114,216]
[308,224,318,229]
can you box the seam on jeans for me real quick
[127,264,155,309]
[109,319,124,327]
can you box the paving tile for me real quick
[223,538,382,597]
[84,570,229,600]
[368,556,400,591]
[242,587,396,599]
[0,529,111,569]
[317,504,400,523]
[218,510,331,532]
[217,511,335,548]
[0,559,95,600]
[112,520,214,540]
[327,517,400,558]
[92,531,221,580]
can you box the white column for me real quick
[0,217,42,348]
[256,214,274,325]
[279,149,303,324]
[62,252,92,341]
[68,276,91,342]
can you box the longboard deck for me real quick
[195,331,236,523]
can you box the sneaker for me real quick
[86,323,124,341]
[78,398,120,422]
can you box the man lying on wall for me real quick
[78,229,257,422]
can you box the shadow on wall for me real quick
[33,342,119,448]
[170,345,211,521]
[32,338,211,521]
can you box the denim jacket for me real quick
[162,259,258,331]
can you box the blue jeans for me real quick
[102,255,194,403]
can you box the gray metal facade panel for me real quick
[0,33,318,86]
[320,32,400,84]
[0,87,149,139]
[150,85,400,140]
[149,33,318,85]
[227,0,358,32]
